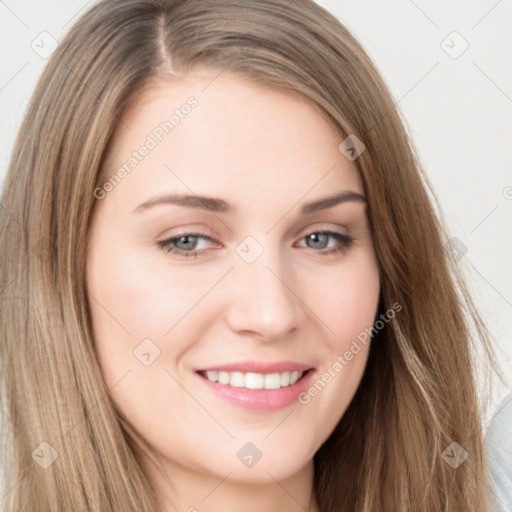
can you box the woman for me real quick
[0,0,498,510]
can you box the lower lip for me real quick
[196,370,315,411]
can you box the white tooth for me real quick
[289,371,301,385]
[208,370,304,389]
[205,370,218,382]
[264,373,281,390]
[245,372,264,390]
[280,371,291,387]
[218,371,230,385]
[229,371,245,387]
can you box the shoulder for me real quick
[486,393,512,512]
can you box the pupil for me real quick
[308,233,328,249]
[176,235,197,250]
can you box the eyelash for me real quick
[157,230,354,259]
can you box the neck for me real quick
[142,452,319,512]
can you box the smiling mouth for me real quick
[197,369,311,390]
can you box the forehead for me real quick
[102,71,364,212]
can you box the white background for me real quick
[1,0,511,466]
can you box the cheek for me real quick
[293,253,380,432]
[86,234,221,351]
[85,238,215,438]
[304,253,381,354]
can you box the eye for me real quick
[295,230,354,255]
[158,233,217,258]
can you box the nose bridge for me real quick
[225,243,302,339]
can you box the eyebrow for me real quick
[133,190,366,215]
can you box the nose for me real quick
[223,253,304,341]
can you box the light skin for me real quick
[86,70,381,511]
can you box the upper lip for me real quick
[196,361,314,374]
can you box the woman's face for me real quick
[86,71,380,502]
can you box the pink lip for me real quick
[194,362,315,411]
[196,360,313,374]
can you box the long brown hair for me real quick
[0,0,496,510]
